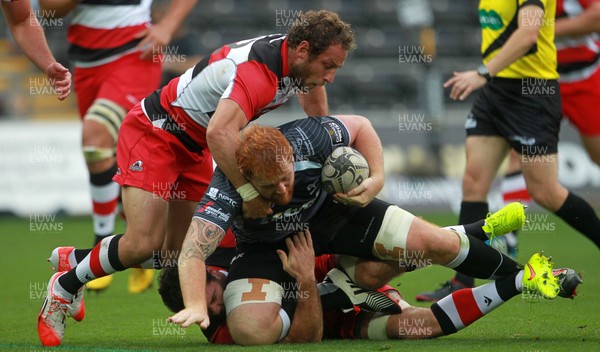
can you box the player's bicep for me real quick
[331,115,369,147]
[209,99,247,134]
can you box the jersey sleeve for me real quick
[518,0,545,10]
[221,60,279,121]
[193,169,242,233]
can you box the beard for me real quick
[288,61,310,89]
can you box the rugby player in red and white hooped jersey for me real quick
[555,0,600,164]
[37,10,357,347]
[0,0,71,99]
[37,0,197,293]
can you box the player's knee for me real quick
[224,279,288,345]
[353,261,396,290]
[461,171,488,198]
[527,180,560,209]
[228,306,282,345]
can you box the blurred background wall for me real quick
[1,0,598,216]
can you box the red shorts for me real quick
[323,308,360,339]
[113,104,212,201]
[561,68,600,136]
[73,52,162,117]
[314,254,336,282]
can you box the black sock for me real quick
[454,202,489,287]
[494,271,520,301]
[555,192,600,249]
[462,220,487,240]
[453,233,521,280]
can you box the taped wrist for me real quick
[236,183,259,202]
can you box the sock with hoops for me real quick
[431,271,522,335]
[55,235,126,298]
[90,164,120,245]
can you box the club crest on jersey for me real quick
[129,160,144,172]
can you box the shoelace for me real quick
[45,295,68,320]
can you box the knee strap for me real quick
[372,206,415,261]
[223,279,284,315]
[84,98,126,142]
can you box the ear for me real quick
[294,40,310,60]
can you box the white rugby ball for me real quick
[321,146,370,194]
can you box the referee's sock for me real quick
[555,192,600,249]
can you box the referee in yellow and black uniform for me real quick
[418,0,599,301]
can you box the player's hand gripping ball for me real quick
[321,147,370,194]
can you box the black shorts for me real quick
[227,199,393,306]
[467,77,562,155]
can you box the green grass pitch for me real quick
[1,212,599,351]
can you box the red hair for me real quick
[236,125,293,182]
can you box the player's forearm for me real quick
[282,276,323,343]
[155,0,198,38]
[485,6,542,77]
[178,218,224,308]
[555,3,600,37]
[38,0,80,18]
[298,86,329,116]
[9,14,59,74]
[179,256,209,310]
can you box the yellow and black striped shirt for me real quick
[479,0,558,79]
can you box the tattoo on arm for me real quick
[179,219,225,267]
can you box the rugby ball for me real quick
[321,147,370,194]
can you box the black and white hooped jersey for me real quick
[193,116,351,244]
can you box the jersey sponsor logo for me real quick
[207,187,219,199]
[272,197,317,221]
[202,204,231,222]
[206,187,238,207]
[479,9,504,30]
[323,121,345,146]
[129,160,143,172]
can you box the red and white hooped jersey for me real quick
[142,34,297,148]
[556,0,600,82]
[67,0,152,67]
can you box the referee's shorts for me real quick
[466,77,562,155]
